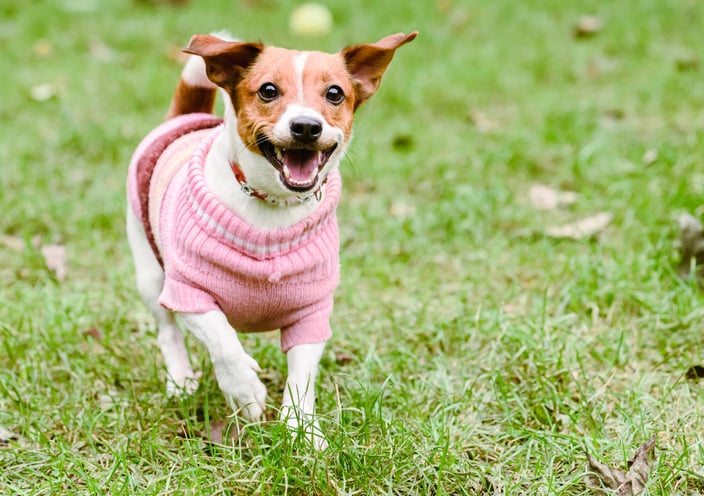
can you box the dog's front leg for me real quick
[281,342,327,449]
[179,311,267,421]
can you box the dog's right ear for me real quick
[184,35,263,89]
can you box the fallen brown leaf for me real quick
[33,40,54,57]
[389,201,416,219]
[90,38,117,62]
[642,149,658,166]
[30,83,58,102]
[41,243,67,280]
[437,0,452,14]
[545,212,612,240]
[0,425,26,448]
[1,235,24,251]
[585,56,620,80]
[586,437,656,495]
[335,351,355,365]
[468,109,499,134]
[206,419,239,445]
[574,15,603,38]
[178,418,243,445]
[83,327,104,341]
[529,184,578,210]
[685,365,704,381]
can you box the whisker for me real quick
[238,141,256,156]
[237,135,267,157]
[341,148,360,176]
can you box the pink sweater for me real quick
[127,114,341,352]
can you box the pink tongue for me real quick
[283,150,319,181]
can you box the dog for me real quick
[126,31,416,447]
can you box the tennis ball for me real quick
[289,3,333,38]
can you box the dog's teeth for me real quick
[275,148,284,161]
[282,165,290,179]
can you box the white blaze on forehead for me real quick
[293,52,310,103]
[271,50,344,147]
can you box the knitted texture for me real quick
[127,113,223,266]
[127,114,341,352]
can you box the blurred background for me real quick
[2,0,704,493]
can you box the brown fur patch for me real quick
[166,80,216,120]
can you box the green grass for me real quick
[2,0,704,493]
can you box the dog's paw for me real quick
[216,353,267,422]
[280,406,328,450]
[166,370,202,398]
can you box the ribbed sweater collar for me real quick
[184,126,341,261]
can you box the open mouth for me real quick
[258,136,337,192]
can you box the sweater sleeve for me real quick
[279,294,334,352]
[158,272,221,315]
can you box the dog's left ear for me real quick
[341,31,418,110]
[184,34,264,89]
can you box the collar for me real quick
[185,127,343,260]
[230,161,325,206]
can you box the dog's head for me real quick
[184,32,417,202]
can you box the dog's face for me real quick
[185,32,417,201]
[232,48,355,194]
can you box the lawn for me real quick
[2,0,704,494]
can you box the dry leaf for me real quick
[529,184,578,210]
[33,40,53,57]
[30,83,58,102]
[677,213,704,279]
[502,293,529,316]
[437,0,452,14]
[90,38,117,62]
[685,365,704,380]
[206,419,240,445]
[98,392,125,410]
[83,327,104,341]
[642,149,658,166]
[574,15,603,38]
[1,235,24,251]
[335,351,355,365]
[41,243,67,280]
[468,109,499,134]
[586,436,656,495]
[585,56,619,80]
[178,418,242,445]
[546,212,612,240]
[0,425,26,448]
[390,201,416,218]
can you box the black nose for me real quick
[290,117,323,144]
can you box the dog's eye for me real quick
[257,83,279,102]
[325,85,345,105]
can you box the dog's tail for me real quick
[165,54,217,120]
